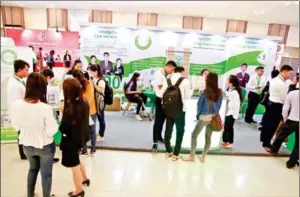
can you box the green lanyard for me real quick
[257,76,261,94]
[13,76,25,86]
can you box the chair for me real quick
[240,88,247,118]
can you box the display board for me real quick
[1,46,33,142]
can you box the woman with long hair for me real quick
[10,72,58,197]
[66,60,89,80]
[183,72,223,163]
[60,78,90,197]
[72,69,97,155]
[125,72,148,121]
[221,75,242,148]
[89,64,106,141]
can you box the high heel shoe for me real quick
[82,179,90,186]
[68,190,85,197]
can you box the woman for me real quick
[10,72,58,197]
[198,69,209,91]
[182,72,223,163]
[221,75,241,148]
[60,78,90,197]
[63,50,72,68]
[66,60,89,80]
[89,64,106,141]
[47,50,55,70]
[288,73,299,93]
[72,69,97,155]
[113,58,124,81]
[125,72,148,121]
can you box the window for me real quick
[47,9,68,30]
[137,13,158,26]
[226,20,247,33]
[182,16,203,30]
[1,6,24,28]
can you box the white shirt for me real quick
[153,68,168,98]
[160,73,192,112]
[269,75,288,104]
[6,75,26,112]
[9,100,58,149]
[93,78,106,94]
[282,90,299,122]
[246,74,266,94]
[226,89,241,119]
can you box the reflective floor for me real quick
[1,144,299,197]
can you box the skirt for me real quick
[61,149,80,168]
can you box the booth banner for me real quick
[5,29,80,60]
[1,46,33,142]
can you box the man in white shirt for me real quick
[6,59,30,160]
[261,65,293,150]
[152,60,177,152]
[160,67,192,160]
[245,66,266,124]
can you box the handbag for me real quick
[208,100,223,132]
[54,121,62,145]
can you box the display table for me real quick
[54,62,64,68]
[170,98,227,151]
[142,88,156,114]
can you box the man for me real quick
[29,46,37,72]
[152,60,177,152]
[37,47,43,70]
[99,52,113,75]
[236,63,250,88]
[267,84,299,169]
[261,65,293,150]
[245,66,266,124]
[160,67,192,160]
[7,60,30,160]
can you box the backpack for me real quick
[162,77,184,119]
[93,80,105,114]
[260,81,270,106]
[103,80,113,105]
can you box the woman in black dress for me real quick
[59,78,90,197]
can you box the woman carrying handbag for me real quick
[182,72,223,163]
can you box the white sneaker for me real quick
[140,111,148,117]
[135,115,143,121]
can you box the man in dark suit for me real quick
[100,52,113,75]
[236,63,250,88]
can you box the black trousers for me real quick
[245,91,260,122]
[127,94,147,114]
[153,97,165,143]
[261,101,283,148]
[18,131,26,159]
[271,120,299,165]
[222,115,236,144]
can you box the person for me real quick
[89,64,106,141]
[160,67,192,161]
[182,72,223,163]
[37,47,44,70]
[288,73,299,93]
[6,59,30,160]
[72,69,97,155]
[55,54,61,61]
[125,72,148,121]
[66,60,89,80]
[267,83,299,169]
[29,45,37,72]
[261,65,293,151]
[152,60,177,152]
[47,50,55,70]
[99,52,113,75]
[9,72,58,197]
[198,69,209,91]
[89,55,98,67]
[63,50,72,68]
[245,66,266,124]
[113,58,124,81]
[41,68,60,164]
[221,75,241,148]
[236,63,250,88]
[60,78,90,197]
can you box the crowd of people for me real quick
[5,56,299,197]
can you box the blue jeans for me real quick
[83,113,97,151]
[97,109,106,137]
[23,143,55,197]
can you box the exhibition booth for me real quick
[1,23,292,156]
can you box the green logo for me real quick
[135,35,152,50]
[1,49,17,65]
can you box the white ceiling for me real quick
[2,1,300,27]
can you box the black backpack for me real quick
[260,81,270,106]
[103,80,113,105]
[162,77,184,119]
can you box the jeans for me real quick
[153,97,165,143]
[97,109,106,137]
[23,143,55,197]
[222,115,236,144]
[164,112,186,156]
[83,113,97,151]
[191,119,213,158]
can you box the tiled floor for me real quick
[1,144,298,197]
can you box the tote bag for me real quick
[208,100,223,132]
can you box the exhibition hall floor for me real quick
[1,144,298,197]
